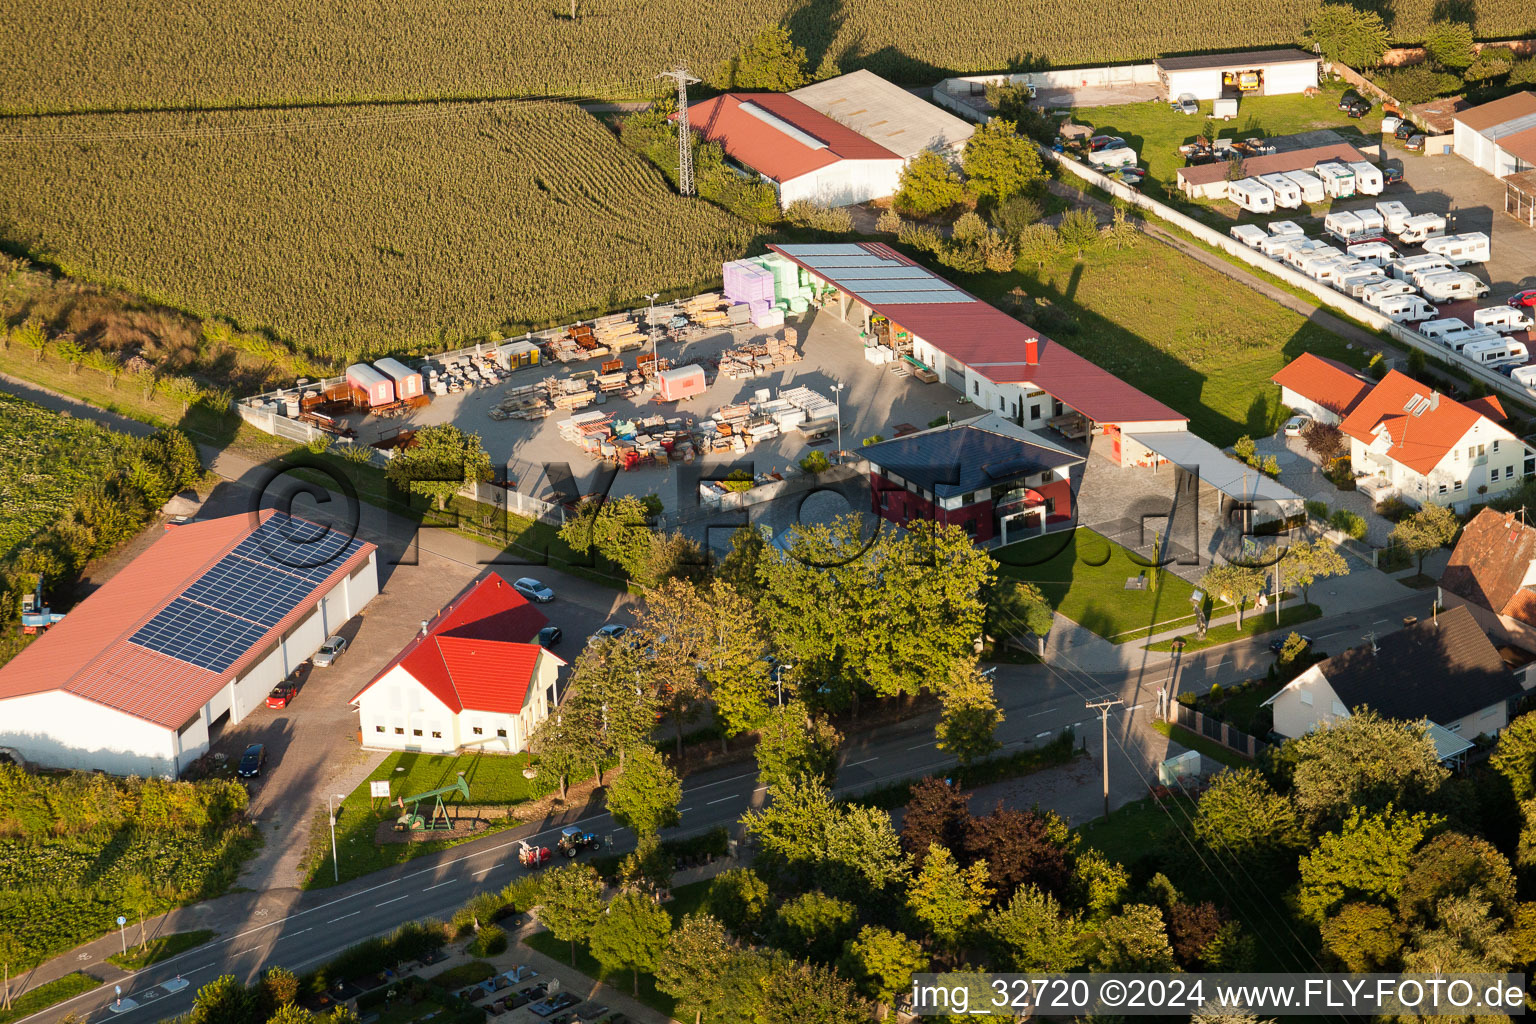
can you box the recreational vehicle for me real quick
[1511,365,1536,394]
[1473,305,1536,333]
[1397,213,1447,245]
[1376,294,1435,322]
[1419,271,1490,303]
[1230,224,1269,250]
[1268,220,1306,238]
[1410,263,1465,288]
[1461,337,1529,369]
[1301,255,1357,286]
[1283,240,1339,270]
[1347,241,1397,266]
[1227,178,1276,214]
[1391,253,1454,282]
[1257,233,1301,258]
[1338,268,1387,297]
[1257,174,1302,209]
[1361,278,1415,308]
[1419,317,1472,342]
[1375,201,1411,235]
[1441,327,1503,355]
[1088,145,1137,169]
[1348,161,1385,196]
[1282,172,1325,204]
[1324,211,1363,243]
[1421,232,1490,266]
[1314,162,1356,198]
[1353,209,1386,237]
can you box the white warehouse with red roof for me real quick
[349,574,564,755]
[0,512,379,777]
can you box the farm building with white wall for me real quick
[350,574,563,755]
[1453,91,1536,179]
[1156,48,1319,100]
[0,512,378,777]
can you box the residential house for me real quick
[862,413,1084,544]
[1439,508,1536,658]
[1270,351,1372,425]
[351,574,564,754]
[1264,604,1522,762]
[1273,358,1531,512]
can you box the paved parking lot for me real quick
[343,307,963,513]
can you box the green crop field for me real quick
[1,0,1527,113]
[0,390,139,560]
[0,102,753,362]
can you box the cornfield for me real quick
[1,0,1530,114]
[0,102,754,361]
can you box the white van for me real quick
[1421,232,1490,266]
[1324,211,1363,243]
[1419,317,1471,341]
[1257,173,1303,208]
[1227,178,1276,214]
[1268,220,1306,238]
[1282,170,1326,204]
[1398,213,1447,245]
[1377,294,1436,322]
[1347,241,1398,266]
[1362,278,1415,308]
[1349,161,1385,196]
[1461,337,1529,368]
[1230,224,1269,250]
[1419,271,1490,303]
[1474,305,1536,333]
[1314,161,1356,198]
[1511,365,1536,393]
[1338,268,1388,297]
[1375,200,1412,235]
[1391,253,1455,282]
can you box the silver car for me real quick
[1173,92,1198,115]
[313,635,347,667]
[513,577,555,603]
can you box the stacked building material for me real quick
[724,260,776,306]
[778,385,837,422]
[593,315,645,352]
[546,376,595,410]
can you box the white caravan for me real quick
[1314,161,1356,198]
[1361,278,1416,308]
[1511,365,1536,394]
[1419,317,1472,341]
[1376,294,1436,322]
[1474,306,1535,333]
[1347,241,1398,266]
[1324,211,1363,243]
[1421,232,1490,266]
[1442,327,1503,355]
[1348,161,1385,196]
[1375,201,1412,235]
[1391,253,1455,282]
[1397,213,1448,245]
[1257,173,1302,208]
[1282,171,1326,204]
[1268,220,1306,238]
[1338,268,1388,297]
[1227,178,1276,214]
[1230,224,1269,250]
[1461,337,1529,369]
[1419,271,1490,303]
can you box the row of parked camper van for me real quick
[1227,160,1385,214]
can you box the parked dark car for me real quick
[1345,99,1371,118]
[1382,163,1404,186]
[1338,91,1361,111]
[589,623,628,644]
[1405,134,1426,151]
[537,626,563,648]
[1395,121,1416,140]
[236,743,267,778]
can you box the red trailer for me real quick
[346,363,395,407]
[373,357,423,400]
[657,364,707,403]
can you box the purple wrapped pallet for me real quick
[723,260,774,305]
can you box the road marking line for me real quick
[677,807,693,814]
[1036,731,1052,739]
[906,741,933,750]
[1028,707,1059,717]
[473,867,497,877]
[1128,702,1146,711]
[327,912,360,923]
[233,946,263,955]
[845,757,878,768]
[376,895,410,906]
[706,796,736,805]
[423,879,457,891]
[681,770,757,794]
[182,962,215,975]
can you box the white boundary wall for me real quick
[936,65,1160,102]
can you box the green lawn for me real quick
[106,929,215,971]
[1068,84,1383,221]
[1151,719,1249,769]
[309,750,595,888]
[968,239,1368,447]
[993,528,1199,643]
[1199,678,1283,736]
[521,879,711,1017]
[0,973,102,1024]
[1073,794,1196,867]
[1146,602,1321,652]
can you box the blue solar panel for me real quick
[232,513,363,582]
[181,556,316,628]
[129,597,270,673]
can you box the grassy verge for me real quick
[994,529,1198,643]
[1073,794,1196,867]
[852,732,1079,810]
[106,929,215,971]
[520,879,711,1018]
[1146,602,1321,652]
[0,973,102,1024]
[1151,719,1249,769]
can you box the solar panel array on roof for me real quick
[778,243,973,304]
[129,513,365,672]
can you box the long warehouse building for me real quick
[0,511,378,777]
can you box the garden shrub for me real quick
[467,923,507,957]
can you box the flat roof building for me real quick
[789,70,975,160]
[1156,47,1319,101]
[1454,91,1536,179]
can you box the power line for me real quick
[657,66,699,196]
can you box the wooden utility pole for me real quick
[1086,698,1124,822]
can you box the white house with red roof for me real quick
[0,512,378,777]
[1273,355,1533,512]
[685,93,907,207]
[350,574,563,755]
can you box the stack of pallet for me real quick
[546,376,595,411]
[596,371,629,394]
[683,293,729,328]
[558,412,614,455]
[593,315,645,353]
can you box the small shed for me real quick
[1155,48,1319,101]
[657,364,707,403]
[1506,169,1536,228]
[497,340,542,370]
[346,363,395,408]
[372,357,423,400]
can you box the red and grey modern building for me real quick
[0,512,378,777]
[863,413,1083,543]
[767,242,1189,461]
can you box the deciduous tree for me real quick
[934,660,1004,765]
[1282,711,1449,827]
[1192,768,1306,875]
[712,24,809,91]
[700,579,773,748]
[1491,712,1536,801]
[900,777,971,867]
[1297,806,1438,924]
[538,863,605,965]
[825,803,912,902]
[655,913,735,1024]
[741,776,842,875]
[589,889,672,995]
[529,711,586,800]
[1091,903,1177,972]
[1307,3,1390,67]
[906,844,993,951]
[1279,539,1348,605]
[605,744,681,840]
[961,119,1044,201]
[564,639,658,767]
[986,885,1084,971]
[963,805,1071,901]
[635,577,713,754]
[895,151,964,217]
[1390,502,1459,576]
[705,868,773,940]
[755,960,873,1024]
[1320,902,1402,971]
[754,701,841,790]
[1424,20,1476,69]
[839,925,929,1018]
[1199,562,1266,627]
[1398,832,1517,928]
[383,424,491,509]
[774,890,857,963]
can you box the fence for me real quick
[1173,704,1265,758]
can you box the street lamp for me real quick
[328,793,346,883]
[827,382,845,460]
[645,292,660,374]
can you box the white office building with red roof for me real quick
[349,574,564,755]
[0,512,379,777]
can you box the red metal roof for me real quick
[1177,143,1366,188]
[768,242,1185,426]
[1270,352,1374,418]
[0,511,375,730]
[1338,370,1497,475]
[685,93,902,183]
[351,574,558,716]
[1454,91,1536,132]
